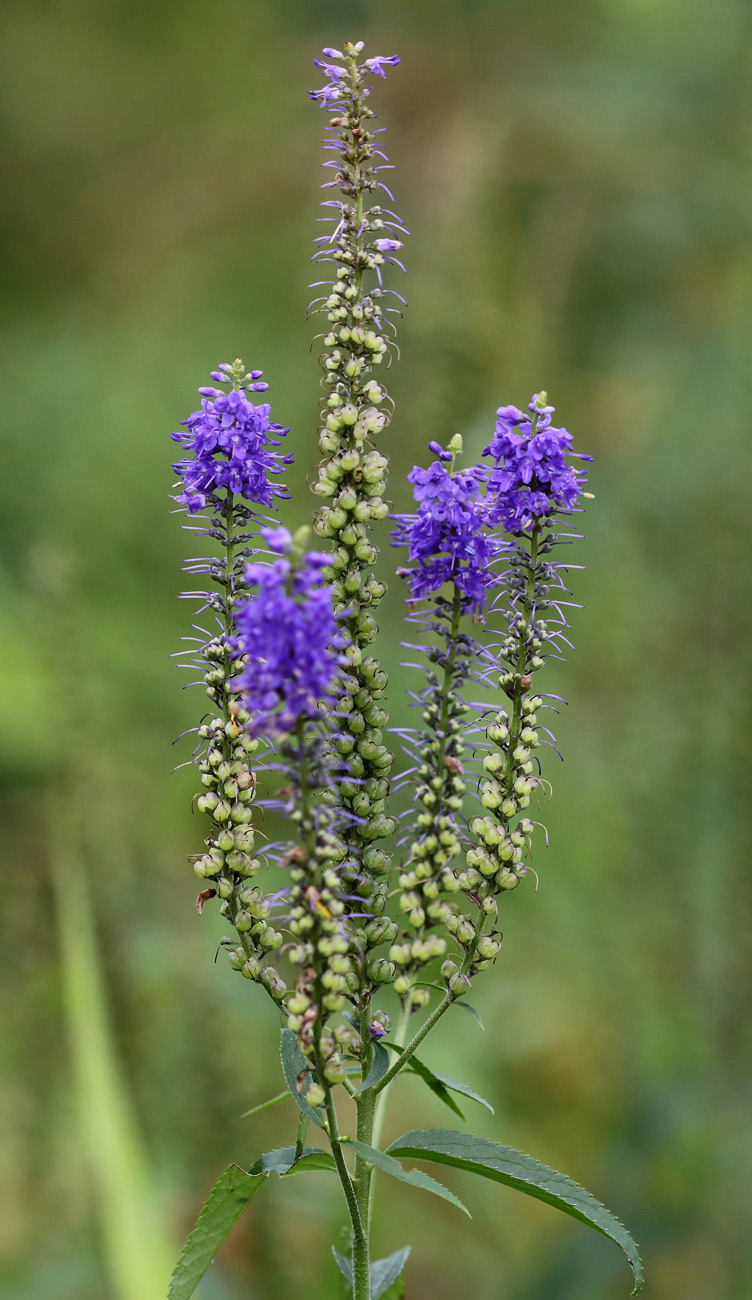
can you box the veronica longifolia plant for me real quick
[167,41,643,1300]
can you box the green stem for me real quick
[370,1001,411,1154]
[297,711,368,1296]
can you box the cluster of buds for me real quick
[389,602,479,1007]
[309,44,405,926]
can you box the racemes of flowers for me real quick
[167,40,642,1300]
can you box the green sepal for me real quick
[279,1027,326,1129]
[167,1164,266,1300]
[332,1245,411,1299]
[387,1129,643,1294]
[342,1137,469,1216]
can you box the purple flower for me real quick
[171,372,291,514]
[484,396,588,534]
[364,55,400,77]
[232,528,345,737]
[309,46,399,107]
[391,445,502,612]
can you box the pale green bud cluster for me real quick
[191,631,288,1002]
[391,667,468,1008]
[310,74,404,967]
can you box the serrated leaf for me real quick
[167,1164,266,1300]
[332,1246,411,1300]
[355,1041,391,1094]
[342,1138,469,1216]
[454,1000,484,1029]
[280,1028,326,1129]
[387,1129,643,1294]
[248,1145,336,1176]
[240,1089,290,1119]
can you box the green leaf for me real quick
[248,1145,336,1176]
[387,1129,643,1294]
[405,1054,465,1120]
[426,1070,494,1115]
[370,1247,411,1298]
[355,1041,391,1094]
[331,1247,353,1286]
[387,1044,493,1117]
[279,1028,326,1129]
[332,1246,411,1300]
[240,1090,290,1119]
[167,1164,266,1300]
[342,1138,469,1217]
[454,1000,484,1029]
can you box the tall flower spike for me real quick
[464,393,590,983]
[173,361,291,1004]
[308,44,404,976]
[390,437,506,1007]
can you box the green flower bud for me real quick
[241,956,262,980]
[306,1083,326,1108]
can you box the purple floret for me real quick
[391,446,502,612]
[484,396,588,533]
[232,528,345,737]
[171,375,291,514]
[309,45,399,107]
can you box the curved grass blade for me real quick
[167,1165,266,1300]
[342,1138,469,1216]
[387,1129,643,1294]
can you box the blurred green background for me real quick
[2,0,752,1297]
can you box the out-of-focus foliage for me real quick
[1,0,751,1296]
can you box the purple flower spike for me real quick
[171,369,291,515]
[391,449,502,613]
[232,528,345,737]
[485,395,587,534]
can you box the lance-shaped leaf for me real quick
[168,1164,266,1300]
[280,1028,326,1129]
[388,1044,493,1118]
[342,1138,469,1216]
[240,1089,290,1119]
[454,1000,484,1029]
[333,1245,411,1299]
[387,1129,643,1294]
[355,1041,391,1094]
[248,1145,336,1176]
